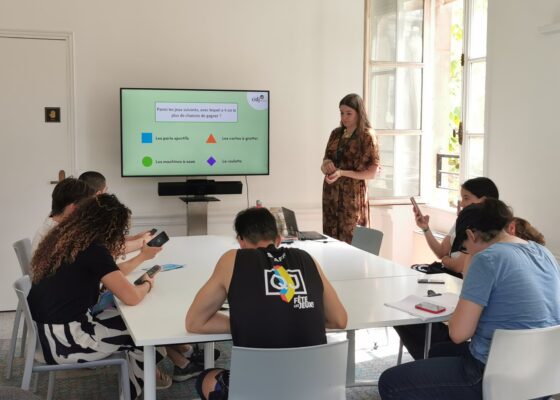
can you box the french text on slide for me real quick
[156,102,238,123]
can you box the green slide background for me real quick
[121,89,269,176]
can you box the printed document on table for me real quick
[385,292,459,320]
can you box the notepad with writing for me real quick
[385,292,459,320]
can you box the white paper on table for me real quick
[385,292,459,320]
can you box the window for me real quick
[366,0,488,208]
[366,0,425,199]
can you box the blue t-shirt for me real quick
[461,241,560,364]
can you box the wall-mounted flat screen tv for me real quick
[121,88,269,177]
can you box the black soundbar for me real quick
[158,180,243,196]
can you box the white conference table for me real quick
[117,235,462,400]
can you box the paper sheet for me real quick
[385,292,459,320]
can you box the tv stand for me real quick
[179,196,220,235]
[158,179,242,235]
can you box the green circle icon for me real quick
[142,156,153,167]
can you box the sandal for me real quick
[156,369,172,390]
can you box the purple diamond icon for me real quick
[207,156,216,166]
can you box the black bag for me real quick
[411,261,463,279]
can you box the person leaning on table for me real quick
[28,194,169,399]
[185,207,348,400]
[378,198,560,400]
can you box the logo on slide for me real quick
[264,266,307,303]
[142,156,153,167]
[247,92,268,110]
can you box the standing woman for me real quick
[28,194,167,399]
[321,93,380,243]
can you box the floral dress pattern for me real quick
[322,127,380,243]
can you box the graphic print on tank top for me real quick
[263,249,315,309]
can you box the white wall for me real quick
[0,0,364,236]
[486,0,560,259]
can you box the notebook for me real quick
[281,207,327,241]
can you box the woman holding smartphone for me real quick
[29,194,168,398]
[379,199,560,399]
[413,177,499,274]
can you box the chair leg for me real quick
[46,371,55,400]
[20,320,27,357]
[397,339,403,365]
[119,359,131,400]
[6,303,23,379]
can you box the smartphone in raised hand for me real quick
[410,196,423,217]
[134,265,162,285]
[147,231,169,247]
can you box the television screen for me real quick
[121,88,269,177]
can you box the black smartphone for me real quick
[417,278,445,284]
[134,265,162,285]
[149,228,157,235]
[147,231,169,247]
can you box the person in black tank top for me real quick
[186,207,347,400]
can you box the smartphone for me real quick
[149,228,158,235]
[415,302,446,314]
[147,231,169,247]
[417,278,445,284]
[410,196,423,217]
[134,265,162,285]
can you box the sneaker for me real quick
[189,349,221,364]
[172,361,204,382]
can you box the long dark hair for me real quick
[32,194,130,283]
[339,93,372,135]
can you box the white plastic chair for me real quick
[6,238,32,379]
[350,227,405,369]
[14,275,131,400]
[229,338,348,400]
[483,326,560,400]
[351,226,383,256]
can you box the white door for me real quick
[0,34,74,310]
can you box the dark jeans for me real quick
[378,342,485,400]
[394,322,451,360]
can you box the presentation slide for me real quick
[121,89,269,176]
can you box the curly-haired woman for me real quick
[28,194,168,399]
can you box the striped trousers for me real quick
[35,308,165,399]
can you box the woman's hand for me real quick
[413,206,430,230]
[138,240,163,261]
[321,159,337,175]
[325,169,342,184]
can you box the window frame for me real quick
[364,0,433,205]
[364,0,488,207]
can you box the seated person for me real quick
[508,216,545,245]
[185,207,348,400]
[32,178,94,252]
[28,194,169,398]
[378,198,560,400]
[414,176,499,275]
[78,170,163,268]
[397,177,500,361]
[79,170,201,379]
